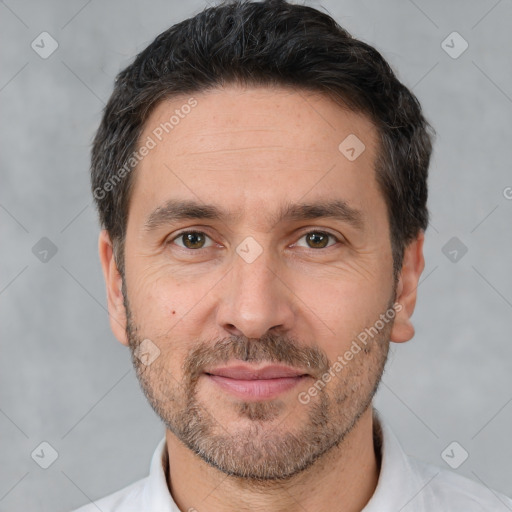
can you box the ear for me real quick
[390,231,425,343]
[98,230,129,346]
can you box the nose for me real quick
[215,244,296,339]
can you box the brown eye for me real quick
[173,231,212,250]
[306,232,329,248]
[297,231,338,249]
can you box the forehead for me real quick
[128,84,383,230]
[142,85,377,163]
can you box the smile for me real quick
[204,364,310,401]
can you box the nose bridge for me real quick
[234,241,275,299]
[216,237,294,338]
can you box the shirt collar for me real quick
[143,434,177,511]
[363,408,429,511]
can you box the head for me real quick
[94,0,432,481]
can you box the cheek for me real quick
[126,275,194,375]
[295,268,392,358]
[126,267,213,363]
[127,265,183,327]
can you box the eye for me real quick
[171,231,214,250]
[295,231,340,249]
[169,230,340,252]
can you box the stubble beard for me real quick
[123,285,393,483]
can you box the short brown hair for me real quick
[91,0,434,277]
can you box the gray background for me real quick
[1,0,511,510]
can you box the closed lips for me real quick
[205,365,308,380]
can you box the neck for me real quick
[165,406,380,512]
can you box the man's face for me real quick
[115,85,399,480]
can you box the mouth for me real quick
[204,363,310,401]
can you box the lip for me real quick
[204,364,309,401]
[205,364,308,380]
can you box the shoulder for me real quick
[70,476,148,512]
[408,457,512,510]
[372,410,512,511]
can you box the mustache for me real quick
[183,332,331,384]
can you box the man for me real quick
[73,0,512,510]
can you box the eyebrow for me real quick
[143,198,364,232]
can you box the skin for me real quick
[99,84,425,512]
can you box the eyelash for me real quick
[168,230,342,251]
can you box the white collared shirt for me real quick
[71,410,512,511]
